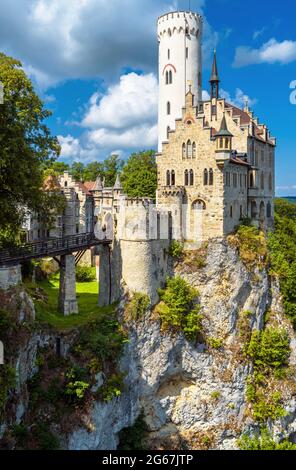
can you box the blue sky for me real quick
[0,0,295,195]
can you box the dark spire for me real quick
[210,49,220,99]
[215,113,233,137]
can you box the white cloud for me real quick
[58,72,159,161]
[82,73,158,131]
[233,38,296,67]
[0,0,205,89]
[220,88,257,108]
[202,90,210,101]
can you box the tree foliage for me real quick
[0,53,63,246]
[121,150,157,198]
[268,199,296,327]
[156,276,202,341]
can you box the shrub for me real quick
[125,293,150,321]
[34,422,60,450]
[238,428,296,450]
[156,276,202,341]
[11,423,29,448]
[75,265,96,282]
[228,225,267,268]
[118,412,147,450]
[208,337,223,349]
[0,365,16,418]
[65,380,89,400]
[100,373,125,402]
[246,328,290,371]
[211,391,221,401]
[169,241,184,259]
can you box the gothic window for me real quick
[182,143,186,159]
[225,138,229,149]
[239,174,242,187]
[251,201,257,218]
[168,49,170,60]
[209,169,214,186]
[166,170,170,186]
[167,102,171,115]
[185,170,189,186]
[165,71,169,85]
[204,169,208,186]
[260,172,264,190]
[255,150,258,167]
[269,173,272,191]
[189,169,194,186]
[169,70,173,84]
[233,173,237,188]
[250,173,254,188]
[230,206,233,218]
[219,137,223,149]
[167,126,170,140]
[192,142,196,159]
[171,170,175,186]
[187,140,192,158]
[64,181,68,187]
[267,202,272,218]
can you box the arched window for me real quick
[187,140,192,158]
[166,170,170,186]
[267,202,271,218]
[167,126,170,140]
[260,172,264,190]
[167,101,171,115]
[209,169,214,186]
[192,199,206,211]
[189,169,194,186]
[184,170,189,186]
[250,173,254,188]
[169,70,173,84]
[269,173,272,191]
[192,142,196,159]
[165,71,169,85]
[251,201,257,218]
[225,138,229,149]
[204,169,208,186]
[219,138,223,149]
[171,170,175,186]
[182,143,186,159]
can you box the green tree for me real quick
[102,154,123,187]
[47,161,70,175]
[83,161,103,181]
[0,53,62,246]
[121,151,157,198]
[70,162,85,182]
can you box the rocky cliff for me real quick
[1,238,296,450]
[68,238,296,450]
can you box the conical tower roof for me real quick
[114,174,122,190]
[215,113,233,137]
[93,175,103,191]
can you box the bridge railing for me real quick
[0,232,110,265]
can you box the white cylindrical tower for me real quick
[157,11,203,152]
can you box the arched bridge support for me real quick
[58,254,78,316]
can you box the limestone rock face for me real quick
[68,239,296,450]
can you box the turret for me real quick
[214,113,233,164]
[157,11,203,152]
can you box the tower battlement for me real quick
[157,11,203,38]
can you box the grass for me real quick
[26,268,116,332]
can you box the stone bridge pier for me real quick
[58,254,79,315]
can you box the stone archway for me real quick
[191,199,206,244]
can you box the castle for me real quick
[17,10,275,311]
